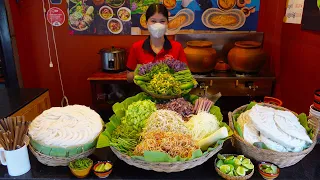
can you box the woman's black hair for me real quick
[145,3,169,21]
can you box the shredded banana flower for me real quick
[133,131,198,158]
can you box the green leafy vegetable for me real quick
[298,113,314,139]
[69,158,92,170]
[210,106,223,122]
[253,142,270,150]
[134,61,197,97]
[233,120,243,138]
[97,93,154,150]
[110,100,157,154]
[146,72,181,96]
[246,101,257,111]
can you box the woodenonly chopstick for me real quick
[0,116,29,151]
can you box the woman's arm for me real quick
[126,46,138,82]
[127,71,134,83]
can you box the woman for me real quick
[127,3,187,81]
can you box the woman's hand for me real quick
[127,71,134,83]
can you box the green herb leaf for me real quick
[246,101,257,111]
[210,106,223,122]
[253,142,270,150]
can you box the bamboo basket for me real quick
[111,142,224,173]
[29,144,95,167]
[228,103,319,168]
[214,154,254,180]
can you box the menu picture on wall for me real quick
[301,0,320,31]
[131,0,260,35]
[68,0,131,35]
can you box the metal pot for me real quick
[99,47,126,72]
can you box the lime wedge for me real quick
[241,158,251,165]
[270,164,278,174]
[104,163,112,171]
[228,170,234,176]
[216,159,224,168]
[226,156,234,161]
[234,169,239,176]
[265,168,274,174]
[236,155,244,161]
[236,166,246,176]
[224,156,235,164]
[227,164,235,172]
[242,163,254,170]
[234,158,242,166]
[220,165,231,174]
[261,164,271,169]
[217,154,226,160]
[95,164,105,172]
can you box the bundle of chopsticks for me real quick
[0,116,30,151]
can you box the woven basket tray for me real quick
[228,103,319,168]
[29,144,95,167]
[214,154,254,180]
[111,142,224,173]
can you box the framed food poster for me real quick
[68,0,131,35]
[131,0,260,35]
[301,0,320,31]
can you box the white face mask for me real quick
[148,23,167,38]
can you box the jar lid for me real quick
[235,41,262,49]
[99,47,125,54]
[187,41,213,47]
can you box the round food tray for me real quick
[228,103,319,168]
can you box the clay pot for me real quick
[184,41,217,73]
[228,41,267,73]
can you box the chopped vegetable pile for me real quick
[96,92,232,162]
[156,98,194,118]
[69,158,92,170]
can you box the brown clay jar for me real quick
[227,41,267,73]
[184,41,217,73]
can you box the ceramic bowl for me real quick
[258,162,280,180]
[69,158,93,178]
[214,154,254,180]
[93,161,113,178]
[314,89,320,102]
[314,100,320,111]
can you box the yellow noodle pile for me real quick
[133,131,198,158]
